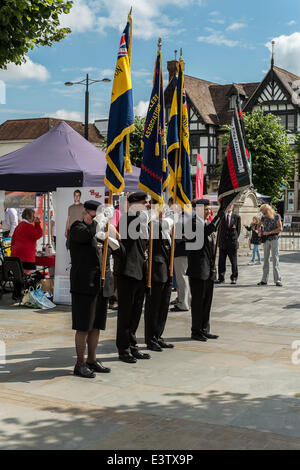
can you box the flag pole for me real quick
[169,48,183,279]
[101,190,113,288]
[169,148,179,279]
[147,37,162,291]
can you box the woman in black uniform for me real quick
[69,200,113,378]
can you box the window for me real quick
[288,114,295,131]
[278,115,286,128]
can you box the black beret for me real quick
[127,191,148,204]
[192,198,210,208]
[84,200,101,211]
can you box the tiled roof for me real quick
[209,82,259,126]
[273,65,300,104]
[0,118,103,143]
[184,75,219,125]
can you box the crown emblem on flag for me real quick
[118,33,128,57]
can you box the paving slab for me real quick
[0,252,300,449]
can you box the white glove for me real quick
[103,206,115,220]
[95,212,108,234]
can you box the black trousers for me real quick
[144,281,172,345]
[116,276,145,355]
[218,247,238,281]
[189,278,214,336]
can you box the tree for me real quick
[0,0,73,69]
[220,109,295,202]
[100,116,146,168]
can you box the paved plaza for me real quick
[0,252,300,450]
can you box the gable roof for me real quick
[0,118,103,143]
[244,65,300,111]
[273,65,300,103]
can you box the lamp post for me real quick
[65,74,111,140]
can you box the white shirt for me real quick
[2,208,18,236]
[226,211,232,227]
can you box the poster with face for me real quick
[54,187,105,304]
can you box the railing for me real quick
[280,223,300,251]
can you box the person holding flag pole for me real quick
[102,10,151,364]
[138,38,174,352]
[167,51,192,313]
[216,94,252,284]
[101,7,135,289]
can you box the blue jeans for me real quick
[251,244,261,262]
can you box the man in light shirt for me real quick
[1,208,18,238]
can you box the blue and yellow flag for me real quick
[105,11,134,194]
[138,44,169,203]
[167,57,192,210]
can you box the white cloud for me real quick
[266,33,300,75]
[60,0,204,39]
[60,0,96,33]
[209,11,220,16]
[95,0,196,39]
[46,109,83,121]
[132,69,151,78]
[134,100,149,117]
[227,22,247,32]
[288,20,296,26]
[0,57,50,83]
[210,18,225,25]
[197,28,239,47]
[100,69,114,78]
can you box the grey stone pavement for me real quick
[0,251,300,450]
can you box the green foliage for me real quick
[219,109,295,202]
[0,0,73,69]
[100,116,146,168]
[129,116,145,168]
[245,109,295,202]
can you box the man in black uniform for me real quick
[69,200,113,378]
[144,208,174,352]
[217,204,241,285]
[115,191,151,363]
[187,199,222,342]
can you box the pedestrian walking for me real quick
[244,216,262,265]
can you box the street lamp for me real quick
[65,74,111,140]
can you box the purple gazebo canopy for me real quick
[0,121,140,192]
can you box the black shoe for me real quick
[216,279,225,284]
[86,360,111,373]
[131,350,151,360]
[119,354,137,364]
[170,305,189,312]
[191,334,207,342]
[170,298,179,305]
[257,281,267,286]
[157,339,174,349]
[73,363,96,378]
[202,332,219,340]
[231,280,237,285]
[147,342,163,352]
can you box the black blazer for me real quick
[151,221,170,284]
[187,216,217,280]
[218,213,241,250]
[69,220,112,296]
[115,214,147,281]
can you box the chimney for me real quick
[167,60,178,82]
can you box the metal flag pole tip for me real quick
[158,37,162,50]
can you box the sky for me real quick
[1,0,300,124]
